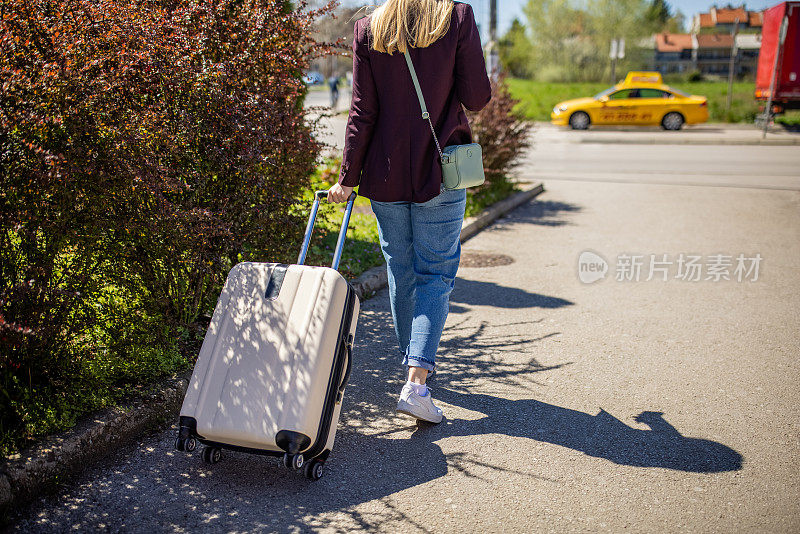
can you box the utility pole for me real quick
[725,18,739,119]
[489,0,497,43]
[486,0,499,80]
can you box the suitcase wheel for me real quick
[283,453,304,470]
[202,446,222,465]
[174,437,196,452]
[303,459,324,481]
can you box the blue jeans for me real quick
[370,186,467,372]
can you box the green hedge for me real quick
[0,0,334,456]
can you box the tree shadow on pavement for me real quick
[449,278,574,310]
[487,198,582,228]
[434,316,569,391]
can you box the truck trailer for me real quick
[755,2,800,116]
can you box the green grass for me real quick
[1,288,192,457]
[507,78,761,124]
[300,158,384,281]
[304,157,521,280]
[776,110,800,128]
[506,79,609,121]
[466,180,519,218]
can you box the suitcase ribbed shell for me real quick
[180,262,358,453]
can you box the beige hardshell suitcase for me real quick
[175,191,360,480]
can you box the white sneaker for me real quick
[396,383,443,424]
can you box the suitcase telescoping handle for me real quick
[297,190,357,270]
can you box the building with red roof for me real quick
[653,31,762,77]
[691,5,764,33]
[654,33,696,73]
[652,4,764,78]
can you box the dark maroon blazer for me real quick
[337,1,492,202]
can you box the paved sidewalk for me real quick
[518,128,800,192]
[11,177,799,532]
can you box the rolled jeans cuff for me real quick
[402,354,435,372]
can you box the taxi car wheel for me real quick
[661,112,684,131]
[568,111,590,130]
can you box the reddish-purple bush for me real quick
[0,0,337,452]
[466,71,532,186]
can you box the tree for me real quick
[586,0,652,55]
[499,18,534,78]
[645,0,685,33]
[310,4,366,78]
[666,10,686,33]
[523,0,596,81]
[520,0,657,82]
[646,0,672,29]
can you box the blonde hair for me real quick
[367,0,454,55]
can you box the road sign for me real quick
[610,38,625,60]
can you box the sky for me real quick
[340,1,781,42]
[486,0,780,37]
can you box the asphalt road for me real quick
[9,129,800,532]
[519,124,800,191]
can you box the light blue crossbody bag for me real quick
[403,50,485,191]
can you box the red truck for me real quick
[755,2,800,116]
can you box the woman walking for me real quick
[327,0,491,423]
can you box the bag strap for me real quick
[403,49,445,161]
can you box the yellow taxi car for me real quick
[551,72,708,130]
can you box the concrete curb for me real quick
[1,375,189,518]
[576,137,800,146]
[1,180,546,516]
[349,263,389,301]
[460,182,546,242]
[349,181,546,300]
[532,120,790,131]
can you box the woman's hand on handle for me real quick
[327,183,354,203]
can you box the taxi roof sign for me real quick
[622,71,663,85]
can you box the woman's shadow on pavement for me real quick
[418,386,742,473]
